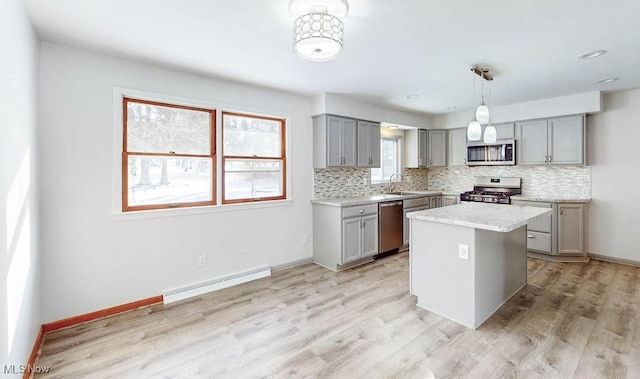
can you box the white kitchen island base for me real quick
[408,203,551,329]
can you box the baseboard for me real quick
[42,295,163,333]
[23,326,45,379]
[271,257,313,272]
[163,266,271,304]
[589,253,640,267]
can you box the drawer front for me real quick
[342,203,378,218]
[526,231,552,253]
[404,196,430,209]
[528,212,552,233]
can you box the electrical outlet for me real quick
[363,177,368,185]
[347,179,353,185]
[198,254,207,267]
[302,234,309,245]
[458,244,469,260]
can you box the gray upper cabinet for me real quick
[406,128,446,168]
[405,128,428,168]
[357,120,381,168]
[516,115,585,165]
[314,114,378,168]
[427,130,447,167]
[448,127,467,166]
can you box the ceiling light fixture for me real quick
[406,94,419,99]
[471,66,493,125]
[597,77,619,83]
[289,0,349,62]
[578,50,607,59]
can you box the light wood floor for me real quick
[34,252,640,378]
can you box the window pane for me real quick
[224,159,284,201]
[127,101,211,154]
[223,114,282,157]
[381,139,398,180]
[126,156,212,207]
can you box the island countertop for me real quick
[407,202,551,232]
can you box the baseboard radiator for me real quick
[163,266,271,304]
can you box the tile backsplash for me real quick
[313,168,429,198]
[427,165,591,198]
[313,165,591,199]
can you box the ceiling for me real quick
[23,0,640,115]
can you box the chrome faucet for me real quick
[388,173,403,193]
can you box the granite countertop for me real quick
[407,202,552,232]
[312,190,442,207]
[511,195,591,203]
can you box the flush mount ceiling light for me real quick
[289,0,349,62]
[406,94,419,99]
[597,77,619,83]
[578,50,607,59]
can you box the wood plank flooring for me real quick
[33,252,640,378]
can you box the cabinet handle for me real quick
[544,155,548,163]
[527,234,535,238]
[559,207,563,215]
[358,209,364,213]
[419,158,422,165]
[548,155,552,163]
[361,219,366,228]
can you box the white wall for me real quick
[39,43,314,322]
[434,91,602,129]
[0,0,41,372]
[312,93,433,129]
[588,89,640,262]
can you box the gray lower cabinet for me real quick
[403,197,430,246]
[512,199,588,262]
[429,196,441,209]
[313,203,378,271]
[558,203,586,255]
[442,195,459,207]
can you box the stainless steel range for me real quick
[460,177,522,204]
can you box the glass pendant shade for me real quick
[475,102,490,125]
[483,124,497,143]
[467,120,482,141]
[293,13,344,62]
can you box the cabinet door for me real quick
[418,129,428,167]
[361,214,379,257]
[494,123,515,140]
[369,123,381,167]
[326,116,343,166]
[516,119,549,164]
[428,130,447,167]
[357,121,380,167]
[548,115,584,165]
[442,195,458,207]
[342,118,358,166]
[342,217,362,263]
[448,128,467,166]
[558,203,585,255]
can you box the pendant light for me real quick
[467,70,482,141]
[483,79,497,143]
[475,76,490,125]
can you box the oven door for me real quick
[467,140,515,166]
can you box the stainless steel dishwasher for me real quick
[378,201,404,254]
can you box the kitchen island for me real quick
[407,202,551,329]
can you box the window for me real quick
[122,98,216,211]
[222,112,286,204]
[371,137,401,183]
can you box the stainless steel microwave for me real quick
[466,139,516,166]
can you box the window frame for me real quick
[371,136,403,184]
[122,97,217,212]
[221,111,287,204]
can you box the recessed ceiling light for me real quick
[446,106,457,111]
[578,50,607,59]
[597,77,619,83]
[406,94,419,99]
